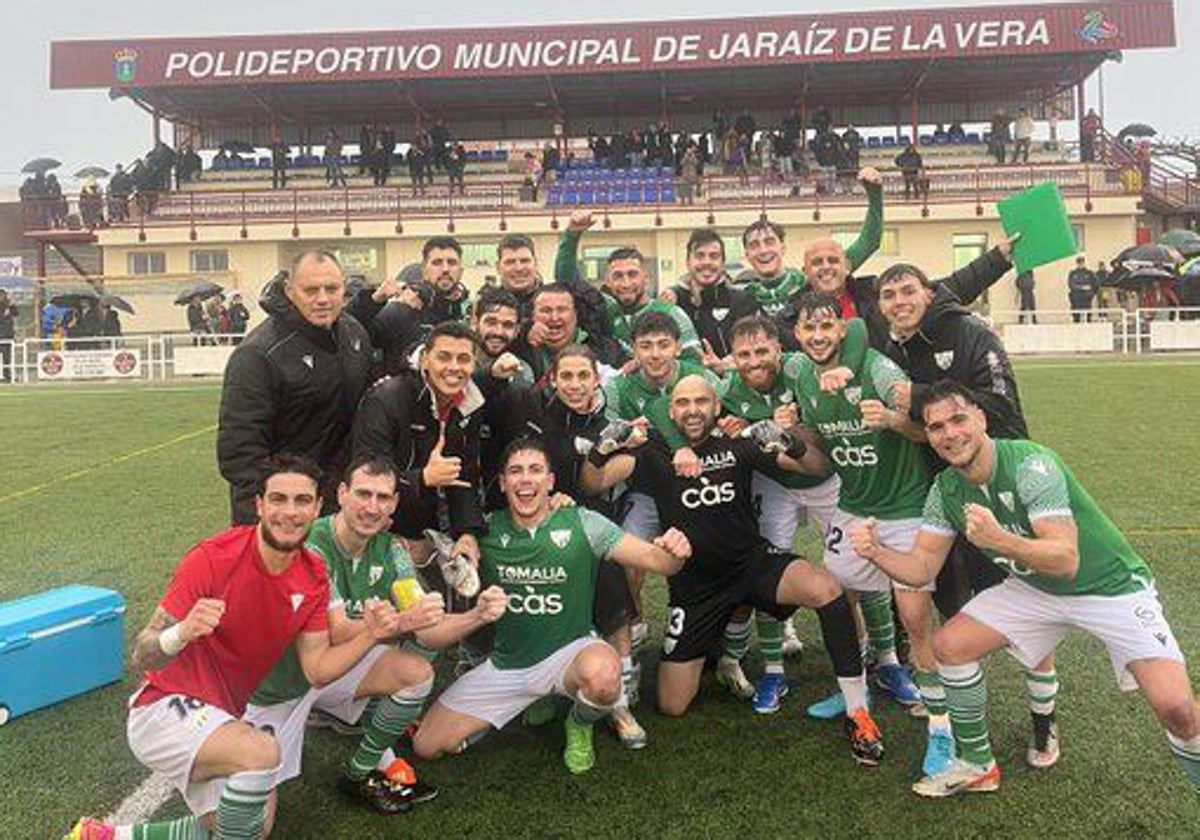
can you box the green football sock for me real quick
[130,819,210,840]
[940,661,994,767]
[216,767,275,840]
[859,591,899,667]
[720,618,752,664]
[755,615,785,675]
[346,678,432,780]
[914,669,949,728]
[1024,667,1059,716]
[1166,731,1200,793]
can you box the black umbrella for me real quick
[1113,244,1179,266]
[99,294,135,315]
[1113,265,1176,291]
[220,140,257,155]
[1117,123,1157,141]
[74,166,111,179]
[49,289,100,309]
[174,279,225,305]
[22,157,61,174]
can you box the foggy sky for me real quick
[1,0,1194,189]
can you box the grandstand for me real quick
[6,0,1194,378]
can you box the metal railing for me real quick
[17,161,1133,237]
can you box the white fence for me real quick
[2,310,1200,384]
[0,333,244,383]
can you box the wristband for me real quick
[587,444,614,468]
[783,434,807,461]
[159,624,187,656]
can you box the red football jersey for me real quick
[135,525,330,716]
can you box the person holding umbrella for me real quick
[227,293,250,340]
[0,289,17,383]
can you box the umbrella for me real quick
[22,157,61,174]
[1112,265,1176,291]
[1117,123,1157,141]
[1113,244,1179,266]
[74,166,111,179]
[220,140,257,155]
[49,289,100,309]
[1157,229,1200,256]
[99,294,135,315]
[174,279,224,305]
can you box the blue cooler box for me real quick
[0,585,126,725]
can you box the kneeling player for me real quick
[582,375,885,765]
[852,381,1200,797]
[243,456,507,814]
[412,439,691,774]
[68,457,400,840]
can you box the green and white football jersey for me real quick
[740,267,807,318]
[481,506,624,670]
[785,347,928,519]
[922,439,1153,597]
[249,515,419,706]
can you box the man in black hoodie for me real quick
[874,262,1062,771]
[218,250,374,524]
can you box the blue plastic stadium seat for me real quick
[867,136,881,148]
[258,158,271,168]
[881,137,896,147]
[610,187,627,203]
[661,185,676,203]
[497,151,508,161]
[967,132,981,143]
[580,187,595,204]
[919,135,933,145]
[211,158,226,171]
[563,188,578,205]
[547,187,562,207]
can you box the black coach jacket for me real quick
[217,281,374,524]
[351,368,487,539]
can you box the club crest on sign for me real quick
[935,350,954,370]
[114,48,139,84]
[550,529,571,549]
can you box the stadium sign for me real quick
[51,2,1175,88]
[37,349,143,380]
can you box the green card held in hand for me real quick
[997,181,1078,274]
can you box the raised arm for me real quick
[579,450,637,495]
[607,528,692,576]
[844,170,884,271]
[851,522,955,589]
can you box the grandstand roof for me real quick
[49,1,1175,138]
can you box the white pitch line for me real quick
[104,772,176,824]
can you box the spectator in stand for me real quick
[522,152,543,202]
[324,128,347,188]
[430,119,451,171]
[732,133,751,186]
[756,131,776,178]
[543,142,561,175]
[1012,108,1035,164]
[947,121,966,142]
[1016,269,1037,323]
[679,144,701,205]
[206,295,230,340]
[370,138,389,186]
[270,139,289,189]
[1046,106,1061,151]
[175,143,202,187]
[0,289,16,383]
[227,293,250,342]
[379,126,397,184]
[79,178,105,229]
[843,125,863,161]
[358,124,375,175]
[895,142,925,200]
[734,109,756,143]
[1067,256,1099,322]
[186,293,209,344]
[407,136,429,195]
[1080,108,1102,163]
[45,175,67,228]
[108,164,131,222]
[988,109,1012,164]
[447,143,467,195]
[933,123,948,143]
[811,105,832,137]
[775,130,795,178]
[629,129,644,169]
[835,131,859,193]
[99,299,122,337]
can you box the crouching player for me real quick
[243,455,506,814]
[852,381,1200,797]
[413,438,692,774]
[67,456,404,840]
